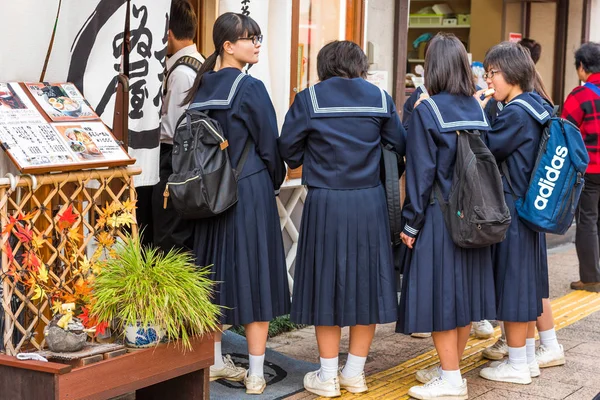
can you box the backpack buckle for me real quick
[220,140,229,150]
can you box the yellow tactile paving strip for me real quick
[293,290,600,400]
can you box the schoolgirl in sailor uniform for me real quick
[397,33,496,400]
[477,42,554,385]
[279,41,406,397]
[184,13,289,395]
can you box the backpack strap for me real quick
[235,138,252,175]
[500,162,518,200]
[584,82,600,98]
[164,55,203,94]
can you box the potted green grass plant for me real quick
[90,235,220,350]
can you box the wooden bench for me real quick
[0,335,213,400]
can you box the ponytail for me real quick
[533,70,554,106]
[182,51,219,105]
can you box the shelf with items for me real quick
[405,0,472,92]
[408,25,470,29]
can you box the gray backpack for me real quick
[434,130,511,248]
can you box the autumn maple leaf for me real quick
[2,215,17,236]
[4,243,14,263]
[14,223,34,243]
[22,250,41,271]
[74,278,92,298]
[17,211,36,221]
[79,306,92,327]
[95,321,109,336]
[57,205,78,231]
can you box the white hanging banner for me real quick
[125,0,171,187]
[219,0,272,94]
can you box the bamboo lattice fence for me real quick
[0,167,140,356]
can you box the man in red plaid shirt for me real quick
[562,42,600,292]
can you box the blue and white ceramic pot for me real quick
[124,322,165,348]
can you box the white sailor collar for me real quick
[189,68,248,110]
[422,94,490,133]
[306,77,391,119]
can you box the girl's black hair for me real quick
[484,42,536,93]
[183,12,261,104]
[424,33,476,97]
[316,40,369,81]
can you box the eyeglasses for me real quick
[483,69,502,80]
[237,35,263,45]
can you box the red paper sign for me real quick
[509,32,523,43]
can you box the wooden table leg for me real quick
[135,367,209,400]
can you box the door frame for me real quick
[289,0,366,104]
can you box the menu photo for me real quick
[25,82,99,122]
[0,82,46,125]
[52,122,130,163]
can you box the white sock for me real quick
[318,356,339,381]
[213,341,224,368]
[341,353,367,378]
[539,328,560,351]
[507,345,528,369]
[500,322,506,340]
[441,369,463,387]
[248,353,265,377]
[526,338,536,364]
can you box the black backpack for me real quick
[164,110,251,219]
[380,144,405,246]
[434,130,511,248]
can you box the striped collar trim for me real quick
[308,85,388,114]
[189,73,246,108]
[424,97,489,129]
[507,98,550,122]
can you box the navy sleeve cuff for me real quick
[403,223,419,238]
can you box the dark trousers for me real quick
[136,186,155,248]
[576,173,600,283]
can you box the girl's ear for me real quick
[223,41,235,55]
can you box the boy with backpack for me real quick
[150,0,203,251]
[562,42,600,293]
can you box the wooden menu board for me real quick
[0,82,134,174]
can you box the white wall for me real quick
[590,0,600,42]
[268,1,293,129]
[365,0,395,94]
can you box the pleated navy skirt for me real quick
[290,184,397,327]
[492,193,547,322]
[193,169,290,326]
[396,200,496,334]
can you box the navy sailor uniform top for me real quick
[188,67,285,190]
[402,93,491,238]
[278,77,406,190]
[484,91,553,197]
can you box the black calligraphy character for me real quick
[130,79,149,119]
[241,0,251,16]
[153,12,169,107]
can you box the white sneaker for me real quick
[304,371,341,398]
[472,320,494,339]
[536,344,565,368]
[412,332,432,338]
[339,370,368,393]
[416,365,442,384]
[482,338,508,360]
[244,371,267,395]
[209,354,247,382]
[408,377,468,400]
[489,360,540,378]
[480,360,532,384]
